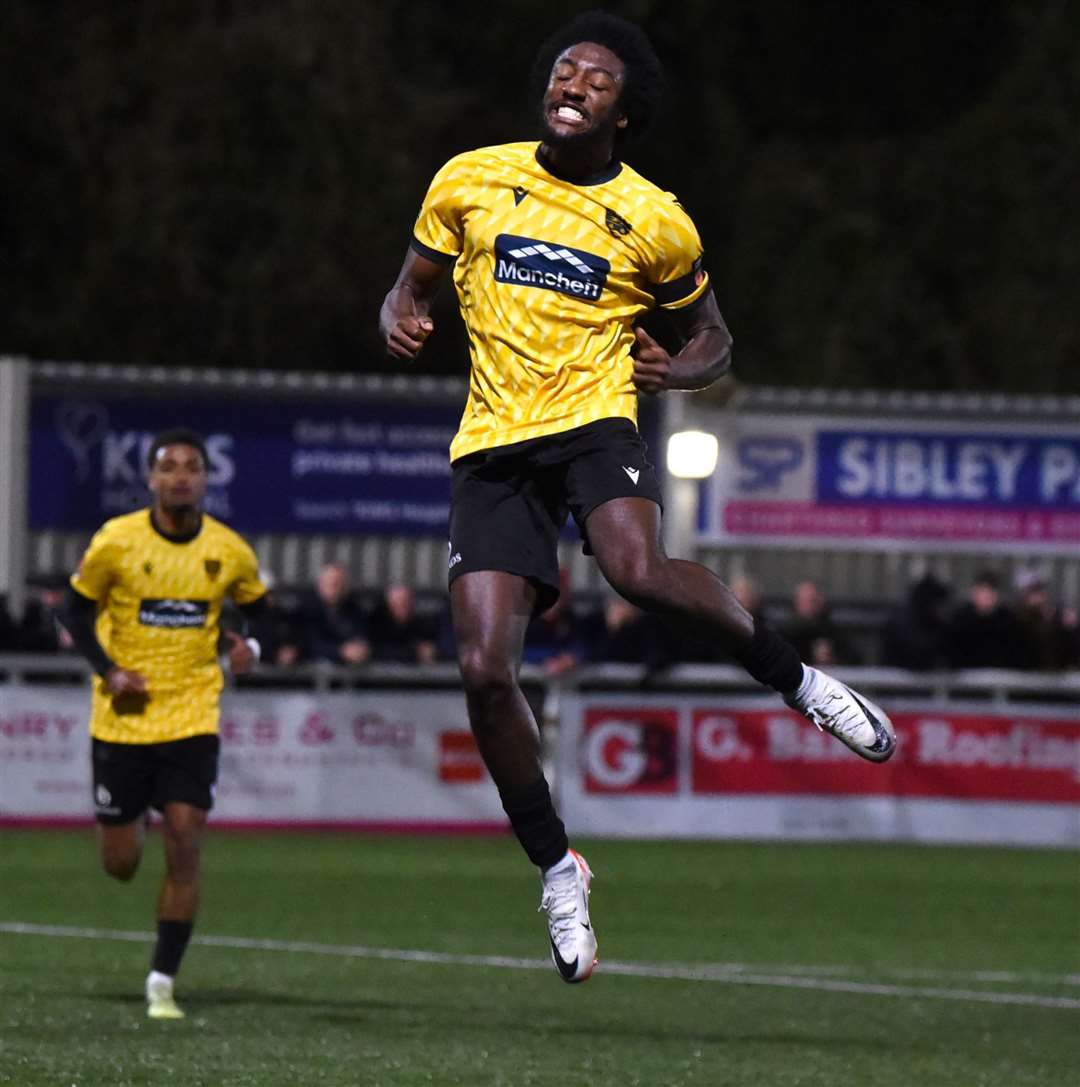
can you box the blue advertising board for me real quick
[29,395,459,535]
[816,431,1080,508]
[30,394,664,537]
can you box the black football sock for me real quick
[151,920,194,977]
[730,621,804,694]
[500,777,569,871]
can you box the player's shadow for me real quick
[313,1006,916,1054]
[87,988,416,1015]
[86,991,916,1054]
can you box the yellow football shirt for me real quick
[412,141,710,461]
[70,509,267,743]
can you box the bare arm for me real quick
[379,248,450,359]
[631,290,733,394]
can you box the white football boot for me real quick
[539,849,598,983]
[146,971,185,1020]
[784,666,897,763]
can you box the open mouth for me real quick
[549,103,588,128]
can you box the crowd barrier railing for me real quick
[3,653,1079,704]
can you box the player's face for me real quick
[541,41,628,149]
[148,443,207,511]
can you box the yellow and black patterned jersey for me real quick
[412,141,709,461]
[70,509,267,743]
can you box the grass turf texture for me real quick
[1,829,1077,1086]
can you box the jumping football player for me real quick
[380,10,895,983]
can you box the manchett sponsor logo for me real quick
[138,599,209,628]
[494,233,609,302]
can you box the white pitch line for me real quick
[2,921,1078,1011]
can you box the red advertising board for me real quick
[438,730,486,783]
[582,708,679,794]
[581,704,1080,804]
[689,709,1080,802]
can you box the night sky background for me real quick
[3,0,1077,393]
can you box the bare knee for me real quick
[603,554,665,610]
[458,648,519,707]
[101,850,140,882]
[97,822,143,881]
[162,817,205,885]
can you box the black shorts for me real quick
[448,417,663,613]
[91,734,220,825]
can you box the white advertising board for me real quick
[0,686,505,830]
[6,685,1079,846]
[703,413,1080,553]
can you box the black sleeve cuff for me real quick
[236,594,270,640]
[410,236,457,265]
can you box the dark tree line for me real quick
[3,0,1077,393]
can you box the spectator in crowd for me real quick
[302,562,370,665]
[17,575,76,653]
[367,583,438,664]
[433,595,458,663]
[707,573,767,666]
[582,594,659,664]
[0,594,20,651]
[635,576,767,670]
[1063,605,1080,670]
[944,570,1026,670]
[729,573,764,629]
[653,616,725,665]
[881,573,952,671]
[251,587,308,669]
[1012,569,1080,671]
[523,575,585,676]
[780,580,858,666]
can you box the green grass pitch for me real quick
[1,829,1077,1086]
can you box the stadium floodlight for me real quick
[666,430,718,479]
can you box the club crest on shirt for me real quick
[204,558,221,580]
[605,208,632,237]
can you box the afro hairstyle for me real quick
[530,10,664,147]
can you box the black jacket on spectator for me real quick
[1014,596,1080,671]
[301,591,368,663]
[944,603,1026,670]
[0,595,17,651]
[779,611,859,666]
[881,575,951,671]
[17,594,72,653]
[367,602,435,663]
[581,603,662,665]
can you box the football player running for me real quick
[62,428,269,1019]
